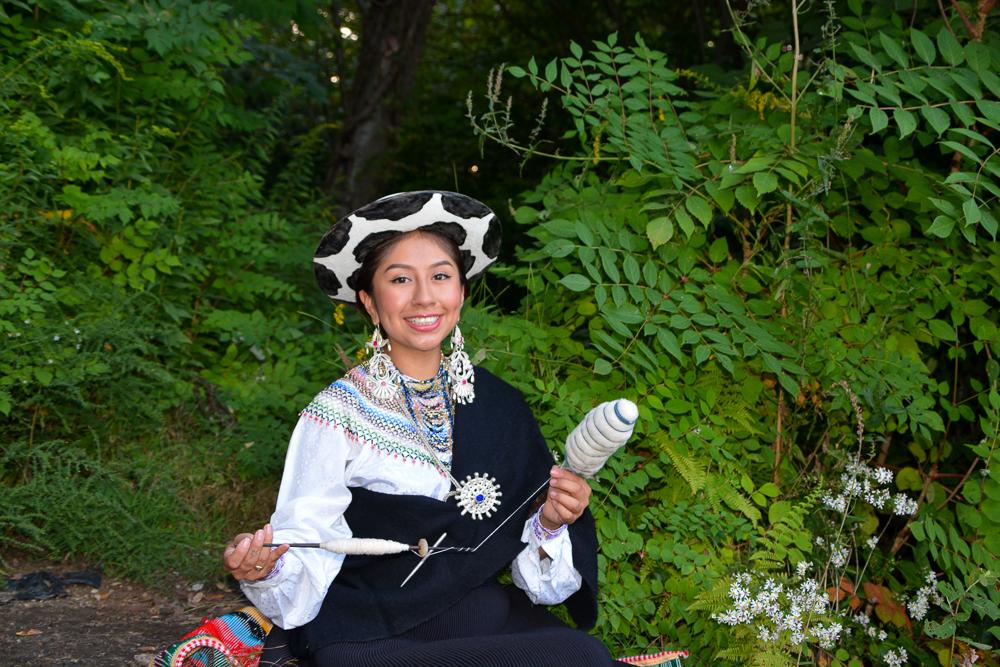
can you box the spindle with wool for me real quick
[563,399,638,478]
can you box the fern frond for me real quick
[707,477,762,523]
[689,576,732,613]
[656,437,707,493]
[752,649,796,667]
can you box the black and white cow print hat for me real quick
[313,190,502,303]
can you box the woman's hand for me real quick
[223,523,289,582]
[540,466,591,530]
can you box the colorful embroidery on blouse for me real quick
[300,365,452,471]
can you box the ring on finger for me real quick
[254,565,264,571]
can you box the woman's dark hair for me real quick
[354,229,469,310]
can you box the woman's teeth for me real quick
[407,316,439,326]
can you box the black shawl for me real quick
[290,367,598,653]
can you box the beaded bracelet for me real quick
[532,506,566,542]
[261,553,284,581]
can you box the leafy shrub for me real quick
[467,2,999,663]
[0,1,354,577]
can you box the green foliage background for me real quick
[2,1,999,665]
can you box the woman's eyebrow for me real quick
[382,259,455,272]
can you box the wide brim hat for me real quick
[313,190,502,303]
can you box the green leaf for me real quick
[513,206,538,224]
[599,247,620,282]
[559,63,572,88]
[569,41,583,58]
[544,57,557,83]
[964,198,982,226]
[527,56,538,76]
[704,182,735,213]
[976,99,1000,125]
[897,467,922,491]
[928,318,957,341]
[869,107,889,133]
[927,216,955,238]
[768,500,792,525]
[937,27,964,66]
[849,42,882,71]
[642,259,658,287]
[893,108,917,138]
[657,328,683,362]
[921,106,950,136]
[594,358,613,375]
[965,41,991,74]
[622,255,640,283]
[879,33,909,68]
[759,482,780,498]
[942,140,983,165]
[560,273,592,292]
[694,344,711,364]
[734,156,774,174]
[646,217,674,248]
[542,239,575,258]
[982,71,1000,99]
[685,196,713,226]
[981,209,998,240]
[910,28,936,64]
[675,209,695,236]
[734,185,758,212]
[574,220,595,245]
[34,367,53,385]
[708,238,729,264]
[752,171,778,195]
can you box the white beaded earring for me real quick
[447,324,475,404]
[366,325,399,400]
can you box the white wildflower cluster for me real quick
[830,545,849,568]
[906,572,943,621]
[822,492,848,512]
[822,462,918,516]
[866,535,879,549]
[892,495,919,516]
[811,622,843,649]
[854,613,887,640]
[883,647,908,666]
[713,572,834,648]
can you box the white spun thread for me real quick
[318,538,412,555]
[564,399,637,478]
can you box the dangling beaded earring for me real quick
[447,324,475,404]
[365,324,399,400]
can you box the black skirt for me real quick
[262,582,625,667]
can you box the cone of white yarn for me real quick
[564,399,638,478]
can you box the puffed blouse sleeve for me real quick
[511,515,583,604]
[240,413,359,629]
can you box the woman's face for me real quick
[358,233,464,375]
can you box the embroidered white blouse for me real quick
[242,387,583,630]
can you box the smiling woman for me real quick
[216,191,625,666]
[357,233,466,380]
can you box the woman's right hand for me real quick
[223,523,289,582]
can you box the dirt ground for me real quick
[0,556,246,666]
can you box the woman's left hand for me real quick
[540,466,591,530]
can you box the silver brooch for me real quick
[455,473,502,519]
